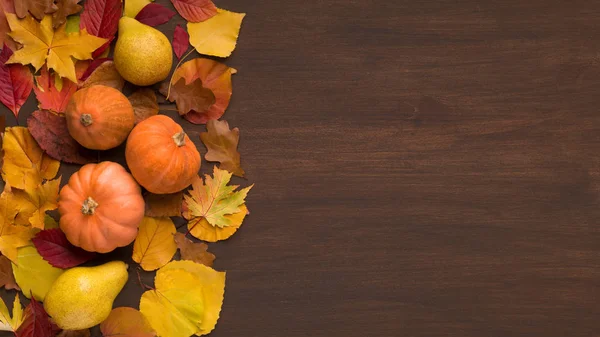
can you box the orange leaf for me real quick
[33,62,89,113]
[129,89,159,124]
[200,119,244,177]
[100,307,156,337]
[0,255,19,290]
[187,204,248,242]
[144,192,183,217]
[80,60,124,90]
[160,57,236,124]
[174,233,215,267]
[165,78,215,117]
[0,0,16,51]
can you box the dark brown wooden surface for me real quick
[4,0,600,336]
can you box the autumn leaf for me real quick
[0,185,38,262]
[171,0,217,22]
[100,307,156,337]
[135,3,176,27]
[0,255,19,290]
[124,0,152,18]
[144,192,183,217]
[33,63,89,113]
[27,110,96,165]
[0,45,34,119]
[79,0,120,58]
[15,296,56,337]
[165,78,215,117]
[188,9,245,57]
[201,119,244,177]
[174,233,215,267]
[12,246,64,301]
[133,217,177,271]
[80,60,124,90]
[12,177,61,229]
[32,228,96,268]
[52,0,83,29]
[158,260,225,335]
[79,57,109,82]
[160,58,236,124]
[172,25,189,60]
[14,0,57,21]
[129,89,159,124]
[6,14,107,83]
[187,205,248,242]
[56,329,90,337]
[0,293,24,332]
[0,0,17,51]
[183,166,252,230]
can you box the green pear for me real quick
[44,261,129,330]
[114,17,173,86]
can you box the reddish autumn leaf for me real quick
[56,330,90,337]
[164,78,215,117]
[171,0,217,22]
[80,0,121,57]
[0,45,33,119]
[201,119,245,177]
[32,228,97,269]
[129,88,159,124]
[0,255,19,290]
[33,66,77,113]
[52,0,83,29]
[15,0,57,21]
[79,60,124,90]
[15,297,56,337]
[174,233,215,267]
[135,3,176,27]
[0,0,17,51]
[144,192,183,217]
[160,58,236,124]
[79,57,110,82]
[27,110,96,164]
[173,25,189,60]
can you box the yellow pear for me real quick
[114,17,173,86]
[44,261,129,330]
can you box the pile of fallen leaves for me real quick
[0,0,251,336]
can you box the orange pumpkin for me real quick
[58,161,145,253]
[65,85,135,150]
[126,115,201,194]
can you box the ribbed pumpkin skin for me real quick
[126,115,201,194]
[66,85,135,150]
[58,162,145,253]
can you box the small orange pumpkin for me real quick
[126,115,201,194]
[65,85,135,150]
[58,161,145,253]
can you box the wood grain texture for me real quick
[3,0,600,336]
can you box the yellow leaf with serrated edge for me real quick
[187,204,248,242]
[133,217,177,271]
[159,261,225,335]
[140,268,205,337]
[12,246,64,301]
[6,14,107,82]
[0,293,24,332]
[2,127,59,191]
[13,177,61,229]
[0,185,37,263]
[187,9,245,57]
[183,166,252,230]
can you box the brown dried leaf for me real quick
[174,233,215,267]
[56,329,90,337]
[200,119,244,177]
[52,0,82,29]
[144,192,183,217]
[129,89,159,124]
[0,255,20,290]
[15,0,57,20]
[161,77,215,116]
[80,60,124,91]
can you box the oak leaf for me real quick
[0,293,24,332]
[79,59,124,90]
[100,307,156,337]
[171,0,217,23]
[135,3,175,27]
[56,329,90,337]
[0,255,19,290]
[187,9,245,57]
[160,58,236,124]
[129,89,159,124]
[133,217,177,271]
[6,14,107,83]
[183,166,252,229]
[144,192,183,217]
[172,25,189,60]
[174,233,215,267]
[0,185,38,262]
[27,110,96,164]
[33,63,89,113]
[52,0,82,29]
[165,78,215,117]
[201,119,244,177]
[32,228,96,268]
[14,0,57,21]
[14,296,57,337]
[12,246,64,301]
[12,177,61,229]
[0,45,34,119]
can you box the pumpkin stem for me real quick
[80,114,93,126]
[81,197,99,215]
[172,132,186,147]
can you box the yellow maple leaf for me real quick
[132,217,177,271]
[0,186,37,263]
[5,14,107,83]
[0,293,24,332]
[2,127,59,191]
[12,246,64,301]
[13,178,61,229]
[187,9,246,58]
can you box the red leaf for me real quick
[27,110,97,165]
[171,0,217,22]
[92,37,113,59]
[32,228,97,269]
[33,66,77,113]
[15,297,56,337]
[79,57,111,82]
[0,44,33,119]
[80,0,121,38]
[135,3,176,27]
[173,25,189,60]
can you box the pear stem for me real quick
[80,114,93,126]
[81,197,98,215]
[172,131,186,146]
[166,48,196,100]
